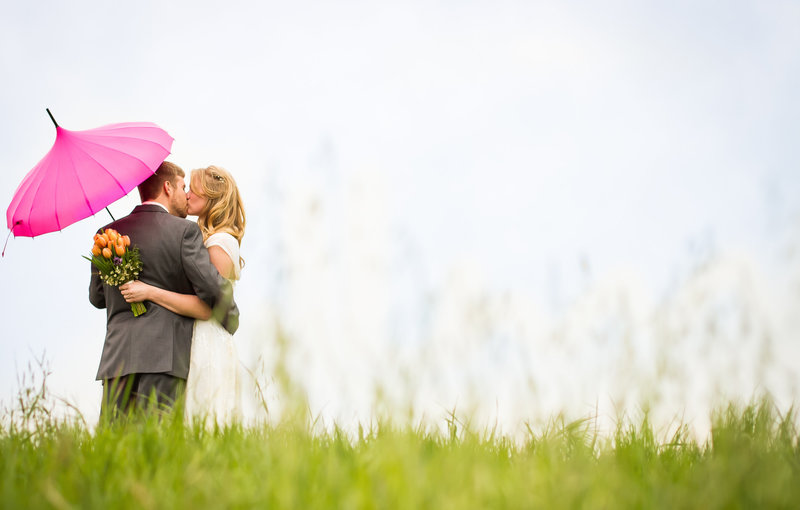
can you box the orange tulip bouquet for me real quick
[84,228,146,316]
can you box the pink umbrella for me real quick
[6,109,174,240]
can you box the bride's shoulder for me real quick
[206,231,238,245]
[205,232,238,250]
[205,232,241,280]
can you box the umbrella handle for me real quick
[106,207,115,221]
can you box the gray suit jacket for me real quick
[90,204,238,380]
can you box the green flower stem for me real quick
[131,302,146,317]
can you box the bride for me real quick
[121,165,246,425]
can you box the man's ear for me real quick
[162,180,172,198]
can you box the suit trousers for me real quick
[102,373,186,417]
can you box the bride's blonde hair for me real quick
[190,165,246,269]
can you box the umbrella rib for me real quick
[89,123,161,132]
[7,162,43,226]
[24,158,59,233]
[68,142,143,199]
[78,133,172,153]
[74,136,163,174]
[64,147,97,218]
[53,157,66,231]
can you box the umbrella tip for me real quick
[46,108,59,128]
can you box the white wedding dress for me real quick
[184,232,242,426]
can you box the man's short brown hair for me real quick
[138,161,185,202]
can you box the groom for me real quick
[89,161,237,416]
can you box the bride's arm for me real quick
[119,281,212,320]
[119,245,234,320]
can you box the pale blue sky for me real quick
[1,0,798,426]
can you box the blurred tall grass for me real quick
[2,364,799,508]
[240,178,800,440]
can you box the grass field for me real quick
[2,370,799,510]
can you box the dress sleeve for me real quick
[205,233,241,280]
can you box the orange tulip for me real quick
[95,235,108,248]
[122,235,131,247]
[102,247,112,259]
[114,242,125,257]
[92,244,102,256]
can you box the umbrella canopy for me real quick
[6,110,173,237]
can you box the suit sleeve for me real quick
[89,225,112,309]
[181,223,225,307]
[181,224,240,334]
[89,259,106,309]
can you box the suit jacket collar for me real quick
[132,203,170,215]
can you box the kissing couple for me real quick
[89,161,246,424]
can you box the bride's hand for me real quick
[119,281,152,303]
